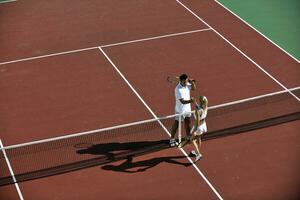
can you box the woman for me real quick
[191,96,208,162]
[179,96,208,162]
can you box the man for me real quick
[170,74,196,147]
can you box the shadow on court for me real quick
[101,155,192,173]
[0,140,173,186]
[76,140,171,160]
[3,108,298,186]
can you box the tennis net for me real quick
[0,87,299,186]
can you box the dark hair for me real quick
[179,74,188,81]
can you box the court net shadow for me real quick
[101,155,191,173]
[0,140,172,186]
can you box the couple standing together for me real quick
[169,74,208,162]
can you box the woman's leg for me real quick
[191,133,200,155]
[197,138,202,158]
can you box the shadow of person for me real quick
[76,140,169,161]
[101,155,192,173]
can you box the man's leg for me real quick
[171,120,179,138]
[170,120,179,146]
[184,117,191,140]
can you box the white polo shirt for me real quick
[175,83,192,114]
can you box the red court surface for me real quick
[0,0,299,199]
[0,0,205,62]
[180,0,300,88]
[102,30,282,116]
[0,50,153,144]
[192,120,300,200]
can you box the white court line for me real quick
[0,0,17,4]
[0,28,210,66]
[0,139,24,200]
[176,0,300,102]
[0,47,98,66]
[215,0,300,64]
[99,47,224,200]
[101,28,211,48]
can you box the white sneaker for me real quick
[195,153,202,162]
[190,150,197,157]
[169,139,177,147]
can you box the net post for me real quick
[178,114,182,144]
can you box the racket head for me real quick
[167,76,179,84]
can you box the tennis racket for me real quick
[167,76,179,84]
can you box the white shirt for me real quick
[196,107,207,120]
[195,107,208,135]
[201,109,207,120]
[175,83,192,114]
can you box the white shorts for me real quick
[175,112,192,122]
[194,123,207,136]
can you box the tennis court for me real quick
[0,0,299,199]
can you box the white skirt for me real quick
[194,123,207,135]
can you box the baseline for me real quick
[0,0,17,4]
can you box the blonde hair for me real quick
[199,96,208,107]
